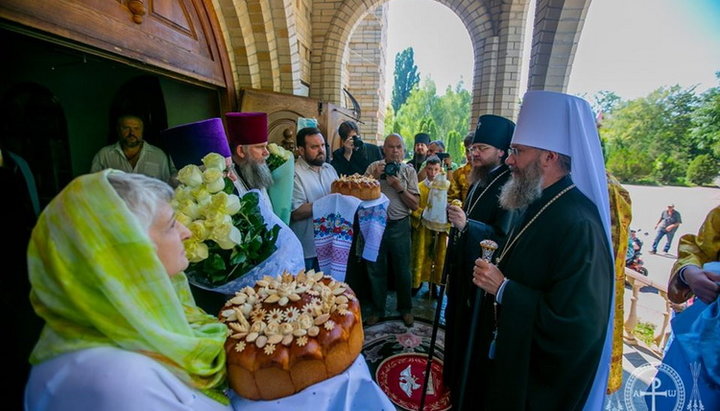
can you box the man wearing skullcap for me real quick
[407,132,430,171]
[472,91,613,410]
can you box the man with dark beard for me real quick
[290,127,338,271]
[442,114,516,410]
[407,132,430,171]
[472,91,614,410]
[226,112,275,207]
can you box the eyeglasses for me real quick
[469,144,492,153]
[507,147,520,156]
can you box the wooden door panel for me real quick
[1,0,227,87]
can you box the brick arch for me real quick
[213,0,300,93]
[527,0,591,92]
[313,0,530,126]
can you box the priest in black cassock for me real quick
[442,114,517,409]
[472,91,614,410]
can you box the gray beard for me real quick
[237,159,274,189]
[499,158,543,210]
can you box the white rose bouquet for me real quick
[266,143,292,171]
[173,153,280,287]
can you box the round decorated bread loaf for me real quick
[331,173,381,201]
[219,270,364,400]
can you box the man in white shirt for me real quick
[290,127,338,271]
[91,114,175,182]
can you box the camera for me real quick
[352,135,364,150]
[382,161,401,179]
[436,152,450,161]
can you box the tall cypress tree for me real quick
[391,47,420,112]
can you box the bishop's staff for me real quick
[418,198,462,411]
[455,239,497,410]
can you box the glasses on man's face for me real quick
[469,144,492,153]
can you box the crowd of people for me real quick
[10,89,718,410]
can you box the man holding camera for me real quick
[364,134,420,326]
[330,120,383,176]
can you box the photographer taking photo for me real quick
[330,120,383,176]
[361,133,420,326]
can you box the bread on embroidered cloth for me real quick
[331,174,381,201]
[219,270,364,400]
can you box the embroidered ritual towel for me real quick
[313,193,362,281]
[357,194,389,262]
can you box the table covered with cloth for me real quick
[230,355,394,410]
[311,193,389,281]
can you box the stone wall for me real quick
[345,5,387,143]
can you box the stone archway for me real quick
[312,0,531,131]
[210,0,591,135]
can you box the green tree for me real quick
[446,130,464,162]
[391,48,420,112]
[391,78,439,148]
[591,90,622,115]
[689,73,720,160]
[686,154,720,185]
[600,85,699,184]
[388,78,471,161]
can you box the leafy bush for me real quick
[634,321,657,346]
[653,154,685,184]
[686,154,720,185]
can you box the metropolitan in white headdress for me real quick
[511,90,613,410]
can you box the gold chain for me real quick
[464,169,510,216]
[495,184,576,265]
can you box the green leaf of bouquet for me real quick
[204,253,226,271]
[230,249,247,265]
[223,177,234,194]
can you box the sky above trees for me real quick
[383,0,720,100]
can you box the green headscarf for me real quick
[28,170,228,403]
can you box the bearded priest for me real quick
[472,91,614,410]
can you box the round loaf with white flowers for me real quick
[219,270,364,400]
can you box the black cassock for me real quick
[485,175,613,410]
[443,163,515,409]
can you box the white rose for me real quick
[177,165,203,187]
[188,220,209,241]
[202,153,227,171]
[176,212,192,228]
[173,186,193,203]
[203,168,225,193]
[192,186,211,206]
[184,239,209,263]
[211,222,242,250]
[176,199,199,220]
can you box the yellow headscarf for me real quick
[28,170,228,403]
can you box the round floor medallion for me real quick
[375,352,450,411]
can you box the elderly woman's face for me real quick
[149,202,192,276]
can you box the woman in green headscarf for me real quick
[25,170,231,410]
